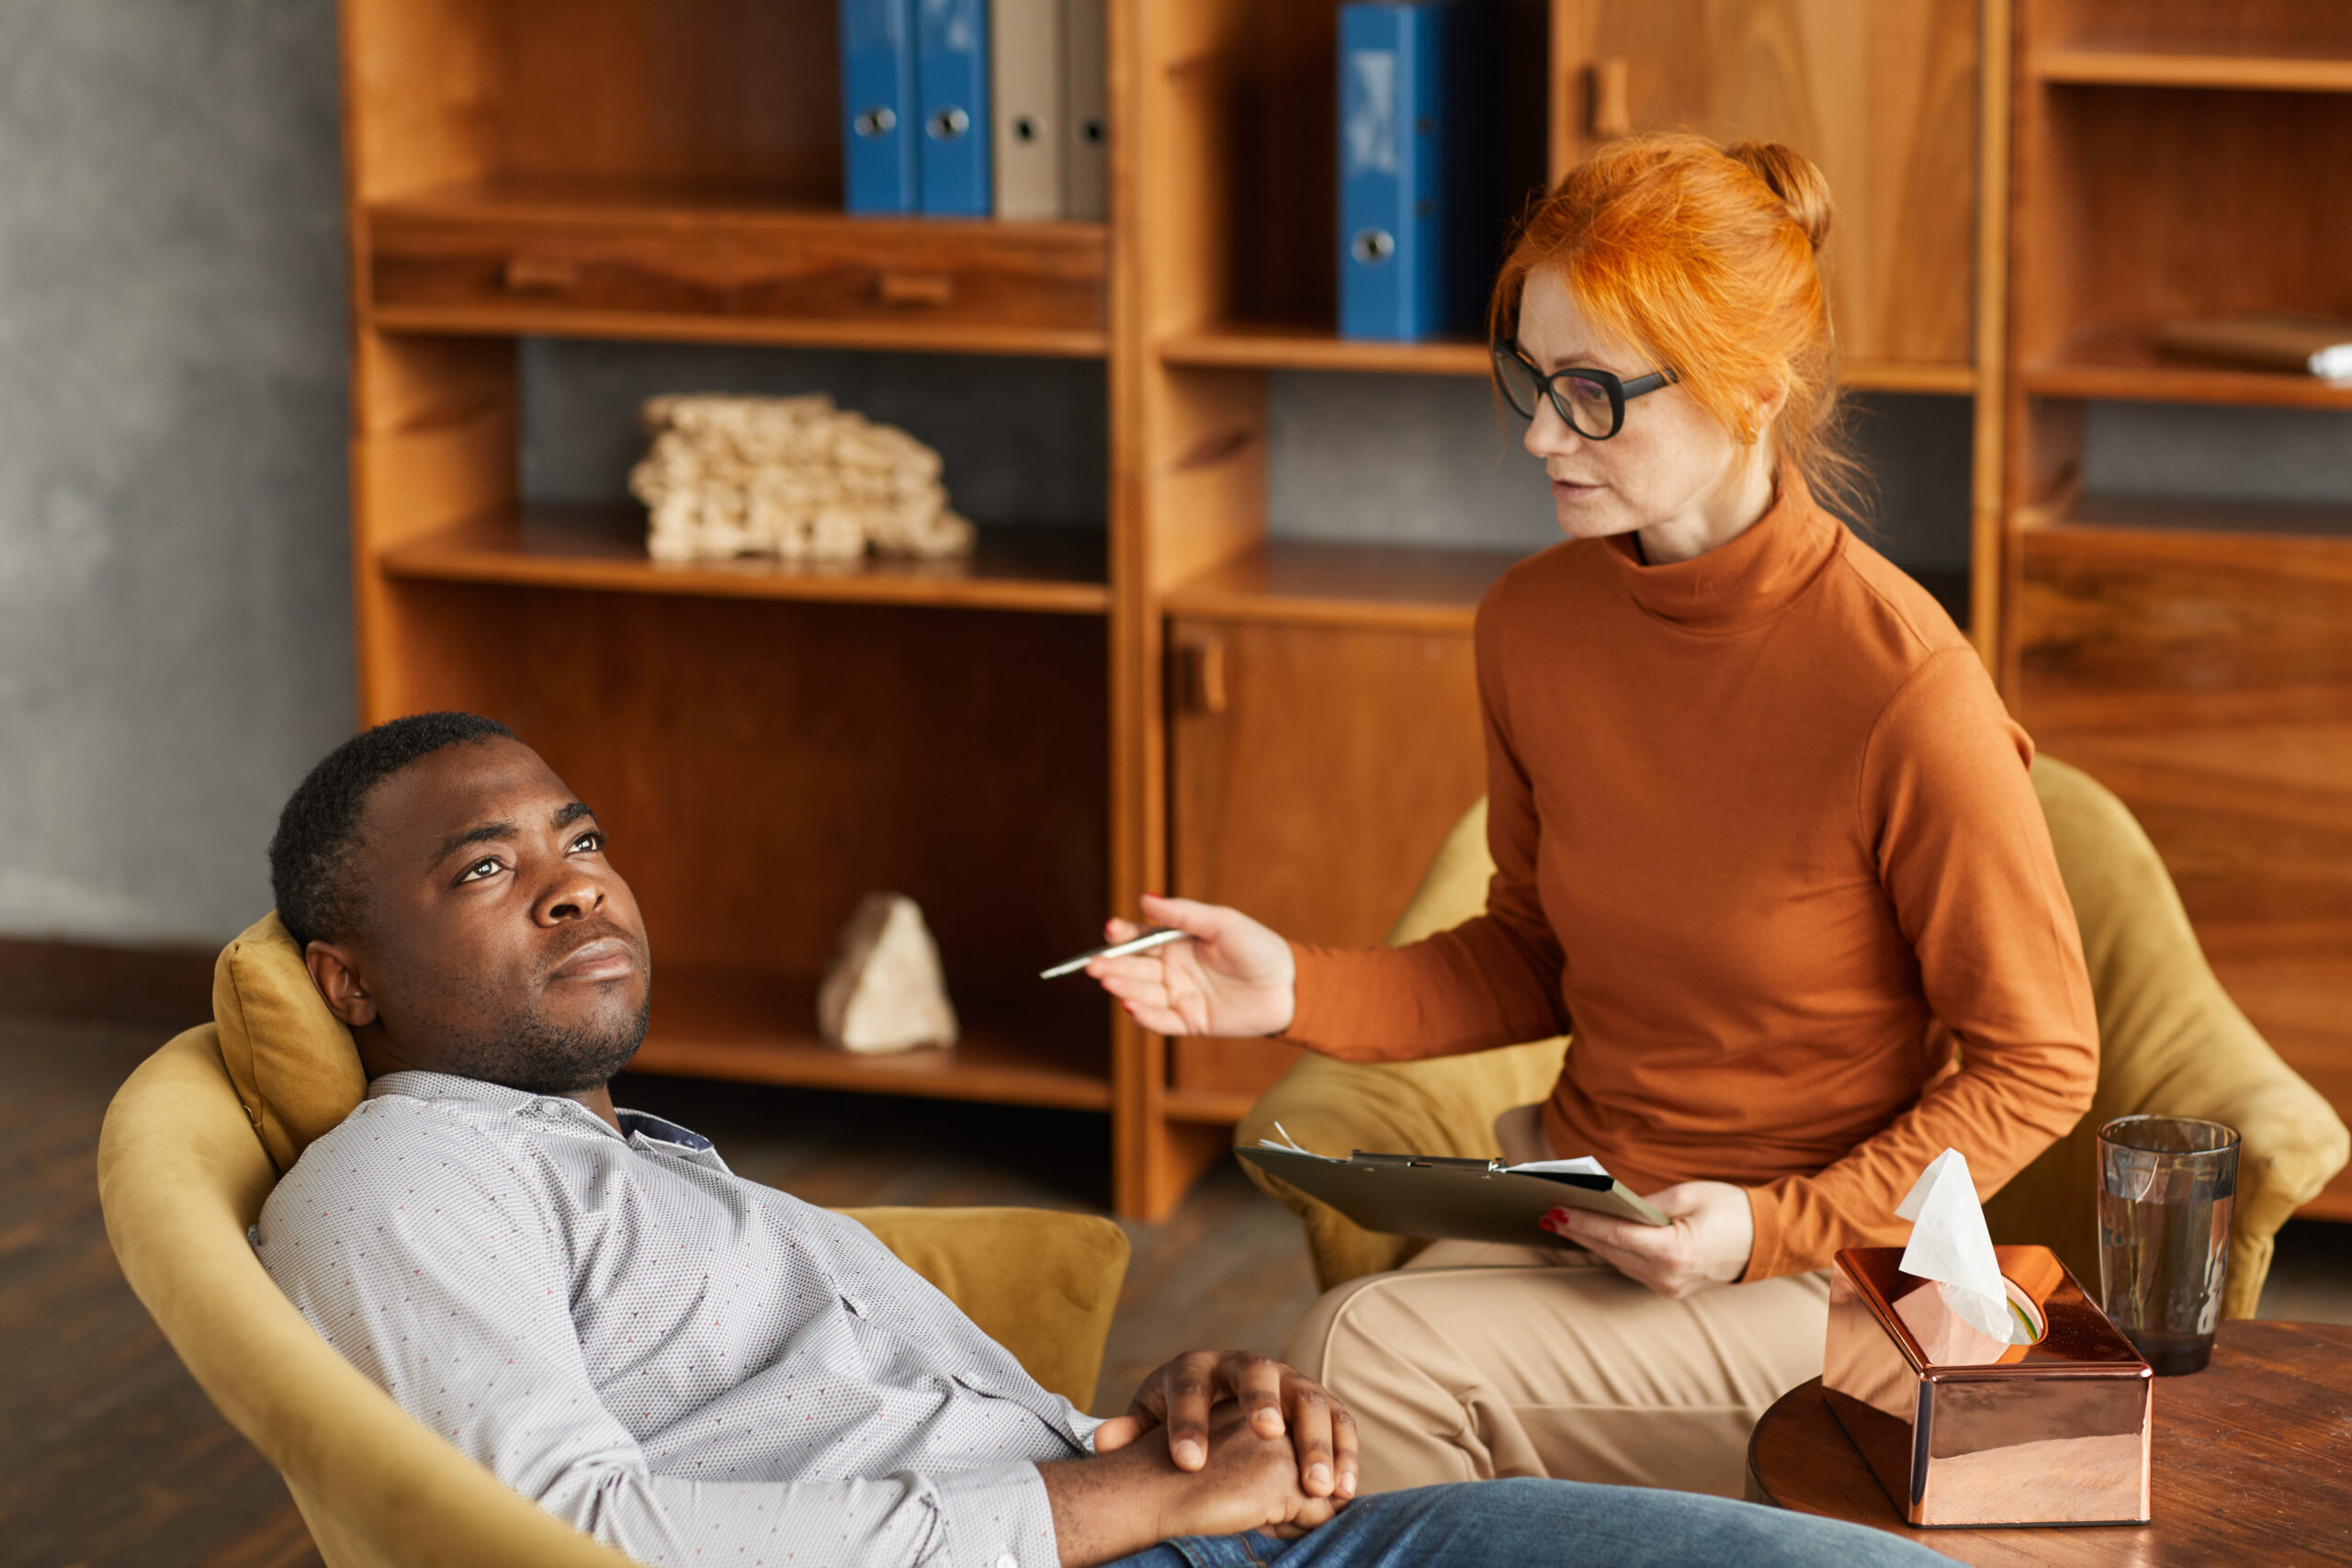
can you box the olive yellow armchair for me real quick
[98,919,1130,1568]
[1238,756,2348,1316]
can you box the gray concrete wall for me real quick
[0,4,351,946]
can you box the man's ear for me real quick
[304,941,379,1029]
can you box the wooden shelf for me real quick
[2034,45,2352,93]
[1158,321,1974,395]
[2020,330,2352,409]
[1161,540,1531,632]
[1161,323,1490,377]
[379,505,1111,615]
[628,968,1112,1111]
[2020,492,2352,540]
[1841,363,1979,396]
[365,177,1110,358]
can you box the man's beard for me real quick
[436,988,652,1096]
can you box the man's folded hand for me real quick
[1042,1395,1342,1568]
[1094,1348,1359,1502]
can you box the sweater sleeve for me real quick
[1283,581,1573,1061]
[1742,647,2099,1280]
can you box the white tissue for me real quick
[1895,1148,2027,1345]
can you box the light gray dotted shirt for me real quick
[254,1071,1097,1568]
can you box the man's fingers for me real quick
[1284,1383,1337,1495]
[1091,1414,1143,1453]
[1331,1403,1360,1498]
[1220,1352,1286,1438]
[1163,1351,1218,1470]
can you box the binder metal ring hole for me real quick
[1083,119,1105,144]
[927,106,970,141]
[1351,227,1396,266]
[1012,114,1043,143]
[854,106,897,139]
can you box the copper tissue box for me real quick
[1823,1246,2152,1528]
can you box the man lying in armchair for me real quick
[251,712,1942,1568]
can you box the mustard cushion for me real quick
[214,911,365,1175]
[841,1206,1129,1408]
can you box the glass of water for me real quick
[2097,1115,2239,1375]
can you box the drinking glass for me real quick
[2097,1115,2238,1375]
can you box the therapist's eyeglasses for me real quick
[1491,340,1678,441]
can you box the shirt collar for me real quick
[368,1070,714,1152]
[1603,473,1842,632]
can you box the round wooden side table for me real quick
[1747,1320,2352,1566]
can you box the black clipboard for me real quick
[1239,1145,1669,1245]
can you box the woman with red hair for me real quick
[1089,135,2097,1496]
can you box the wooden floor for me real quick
[1,1010,1317,1568]
[10,1008,2351,1566]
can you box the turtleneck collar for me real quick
[1601,474,1843,633]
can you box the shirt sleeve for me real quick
[1283,581,1574,1060]
[254,1111,1057,1568]
[1742,647,2100,1280]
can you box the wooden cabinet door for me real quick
[1560,0,1979,372]
[1166,617,1487,1098]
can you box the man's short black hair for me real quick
[268,711,516,948]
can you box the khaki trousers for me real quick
[1280,1241,1829,1500]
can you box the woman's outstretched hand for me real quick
[1086,894,1296,1038]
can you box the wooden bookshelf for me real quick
[1160,541,1521,633]
[2020,331,2352,411]
[345,1,2352,1219]
[631,970,1111,1111]
[2031,48,2352,93]
[368,178,1111,358]
[2007,0,2352,1217]
[1159,322,1491,378]
[381,506,1111,616]
[1158,321,1977,395]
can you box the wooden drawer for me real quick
[365,191,1111,354]
[1166,616,1487,1100]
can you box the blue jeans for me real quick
[1109,1479,1947,1568]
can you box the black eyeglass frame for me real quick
[1490,340,1679,441]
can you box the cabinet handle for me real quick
[876,270,956,307]
[1589,58,1632,140]
[503,254,580,294]
[1172,637,1229,716]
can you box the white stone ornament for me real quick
[629,393,977,564]
[817,892,961,1055]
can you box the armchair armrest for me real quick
[842,1206,1129,1408]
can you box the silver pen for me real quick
[1039,925,1186,980]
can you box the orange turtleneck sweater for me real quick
[1283,482,2099,1280]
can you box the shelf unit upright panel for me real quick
[2004,0,2352,1216]
[340,1,1125,1156]
[1114,0,2011,1210]
[1554,0,2006,658]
